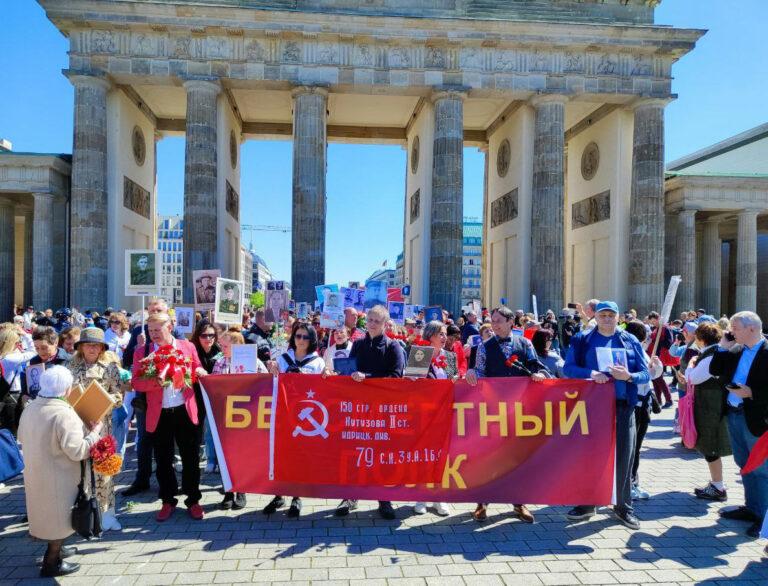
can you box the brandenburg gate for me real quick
[36,0,702,315]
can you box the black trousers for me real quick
[149,406,202,505]
[632,405,650,484]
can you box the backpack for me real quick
[0,428,24,482]
[679,381,697,449]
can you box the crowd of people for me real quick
[1,296,766,577]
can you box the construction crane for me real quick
[241,224,292,251]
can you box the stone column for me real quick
[735,209,758,311]
[182,79,221,304]
[701,219,721,316]
[674,208,696,314]
[31,192,55,310]
[430,89,465,315]
[530,94,567,313]
[52,196,68,308]
[291,86,328,303]
[69,73,111,309]
[0,198,15,321]
[480,146,489,308]
[628,99,667,316]
[23,209,33,308]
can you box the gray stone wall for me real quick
[0,199,14,321]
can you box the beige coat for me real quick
[17,397,99,541]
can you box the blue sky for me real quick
[1,0,766,284]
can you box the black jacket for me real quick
[349,333,405,378]
[709,339,768,437]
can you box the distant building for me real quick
[240,245,253,300]
[158,215,183,305]
[251,253,273,294]
[395,252,404,287]
[367,268,397,288]
[462,218,482,306]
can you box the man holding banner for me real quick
[563,300,650,530]
[335,304,405,520]
[465,306,548,524]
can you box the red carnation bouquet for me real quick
[90,435,123,476]
[505,353,533,375]
[432,354,448,370]
[136,344,196,389]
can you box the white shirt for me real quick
[1,350,36,392]
[322,342,352,372]
[277,350,326,374]
[105,329,131,359]
[152,340,185,409]
[685,344,717,386]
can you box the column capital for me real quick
[704,216,721,225]
[182,78,222,94]
[529,92,569,108]
[64,70,112,92]
[430,86,468,103]
[629,96,674,111]
[291,85,329,100]
[678,208,698,218]
[738,208,761,218]
[31,191,55,201]
[0,196,14,210]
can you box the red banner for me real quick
[272,375,453,486]
[200,375,615,505]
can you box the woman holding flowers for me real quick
[131,313,208,522]
[68,327,129,531]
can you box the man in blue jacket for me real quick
[563,300,650,530]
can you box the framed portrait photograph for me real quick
[173,304,195,338]
[214,278,244,325]
[266,280,289,322]
[192,269,221,313]
[364,279,387,309]
[25,363,46,399]
[388,301,405,325]
[124,249,160,297]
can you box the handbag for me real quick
[678,381,698,449]
[72,460,102,539]
[0,428,24,482]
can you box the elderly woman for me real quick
[18,366,103,578]
[68,327,128,531]
[209,330,267,510]
[413,320,455,517]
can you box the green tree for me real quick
[250,291,264,308]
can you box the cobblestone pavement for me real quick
[1,403,766,585]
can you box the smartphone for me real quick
[726,383,740,390]
[567,303,578,309]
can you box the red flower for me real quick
[505,354,520,368]
[432,354,448,370]
[90,435,117,463]
[412,337,431,347]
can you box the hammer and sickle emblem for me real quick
[292,399,330,439]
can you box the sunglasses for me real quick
[109,320,120,325]
[294,334,311,340]
[200,334,216,339]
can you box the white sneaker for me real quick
[413,502,427,515]
[634,486,650,500]
[433,502,450,517]
[101,509,122,531]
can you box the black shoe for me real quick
[61,546,77,559]
[40,560,80,578]
[233,493,247,510]
[335,499,358,517]
[220,492,235,510]
[719,506,760,522]
[566,506,596,521]
[378,501,396,520]
[286,497,302,518]
[613,509,641,530]
[747,522,761,538]
[663,401,673,409]
[694,483,727,502]
[121,484,150,497]
[262,495,285,515]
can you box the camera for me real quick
[724,331,735,342]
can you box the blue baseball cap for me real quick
[595,300,619,314]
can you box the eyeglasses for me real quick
[294,334,311,340]
[200,334,216,339]
[109,320,120,325]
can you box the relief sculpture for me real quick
[123,176,151,220]
[571,190,611,229]
[490,189,518,228]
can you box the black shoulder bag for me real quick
[72,460,102,539]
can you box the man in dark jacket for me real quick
[709,311,768,538]
[461,311,480,344]
[20,326,69,403]
[335,304,405,519]
[465,306,548,524]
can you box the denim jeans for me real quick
[204,417,218,467]
[112,408,130,457]
[727,410,768,519]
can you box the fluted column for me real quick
[530,94,567,313]
[52,196,68,308]
[628,99,667,315]
[30,192,56,310]
[291,86,328,303]
[735,209,758,312]
[69,73,111,309]
[23,209,33,308]
[701,219,721,316]
[429,89,465,315]
[0,198,15,321]
[182,79,221,303]
[674,208,696,314]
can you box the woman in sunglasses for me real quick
[263,323,326,518]
[191,320,222,475]
[104,313,131,361]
